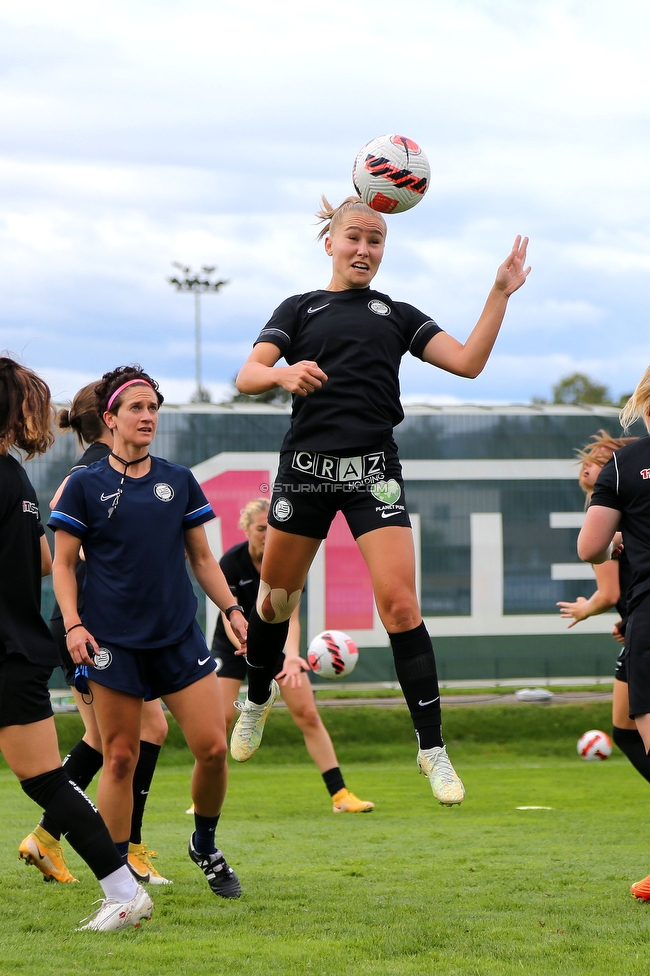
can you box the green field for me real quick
[2,704,649,976]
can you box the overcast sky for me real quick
[2,0,650,405]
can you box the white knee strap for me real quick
[256,580,302,623]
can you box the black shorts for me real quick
[75,619,217,700]
[624,593,650,717]
[614,644,628,683]
[49,615,76,686]
[268,443,411,540]
[0,652,54,728]
[212,638,285,683]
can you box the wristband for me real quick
[65,623,84,638]
[224,605,245,621]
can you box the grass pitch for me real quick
[1,705,649,975]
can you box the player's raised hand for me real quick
[495,236,531,297]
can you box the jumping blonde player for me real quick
[229,195,530,805]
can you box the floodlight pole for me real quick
[166,263,229,402]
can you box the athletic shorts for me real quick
[49,615,76,686]
[624,593,650,717]
[211,637,285,683]
[75,619,217,700]
[0,651,54,728]
[268,442,411,540]
[614,644,628,683]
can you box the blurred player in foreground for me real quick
[230,195,530,806]
[577,378,650,899]
[0,356,152,931]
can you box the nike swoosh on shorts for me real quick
[198,656,211,666]
[381,510,401,518]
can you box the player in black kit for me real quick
[230,195,530,805]
[0,357,152,931]
[210,498,373,813]
[578,370,650,899]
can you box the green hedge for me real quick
[5,701,612,771]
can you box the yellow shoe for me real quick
[185,804,195,815]
[19,825,78,883]
[631,874,650,900]
[128,842,173,885]
[332,788,374,813]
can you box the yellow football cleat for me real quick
[128,842,172,885]
[631,874,650,900]
[332,788,374,813]
[19,825,79,883]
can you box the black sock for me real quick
[322,767,346,797]
[21,767,123,881]
[130,740,161,845]
[613,726,650,784]
[245,606,290,704]
[41,739,104,838]
[389,622,443,749]
[193,813,221,855]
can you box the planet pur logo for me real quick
[370,480,402,506]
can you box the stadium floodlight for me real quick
[167,263,229,402]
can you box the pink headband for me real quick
[106,379,154,412]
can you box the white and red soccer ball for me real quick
[577,729,613,761]
[307,630,359,680]
[352,134,430,214]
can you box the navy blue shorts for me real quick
[0,652,54,728]
[76,619,217,700]
[268,443,411,540]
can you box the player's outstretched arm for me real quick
[557,559,620,626]
[422,236,530,379]
[237,342,328,398]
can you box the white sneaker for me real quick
[417,745,465,806]
[77,883,154,931]
[230,680,279,762]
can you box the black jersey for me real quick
[212,542,258,651]
[590,436,650,612]
[254,288,442,452]
[50,441,111,624]
[0,455,60,665]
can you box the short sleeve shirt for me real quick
[590,436,650,612]
[0,454,60,664]
[254,288,442,452]
[48,456,214,648]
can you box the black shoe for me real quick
[188,834,242,899]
